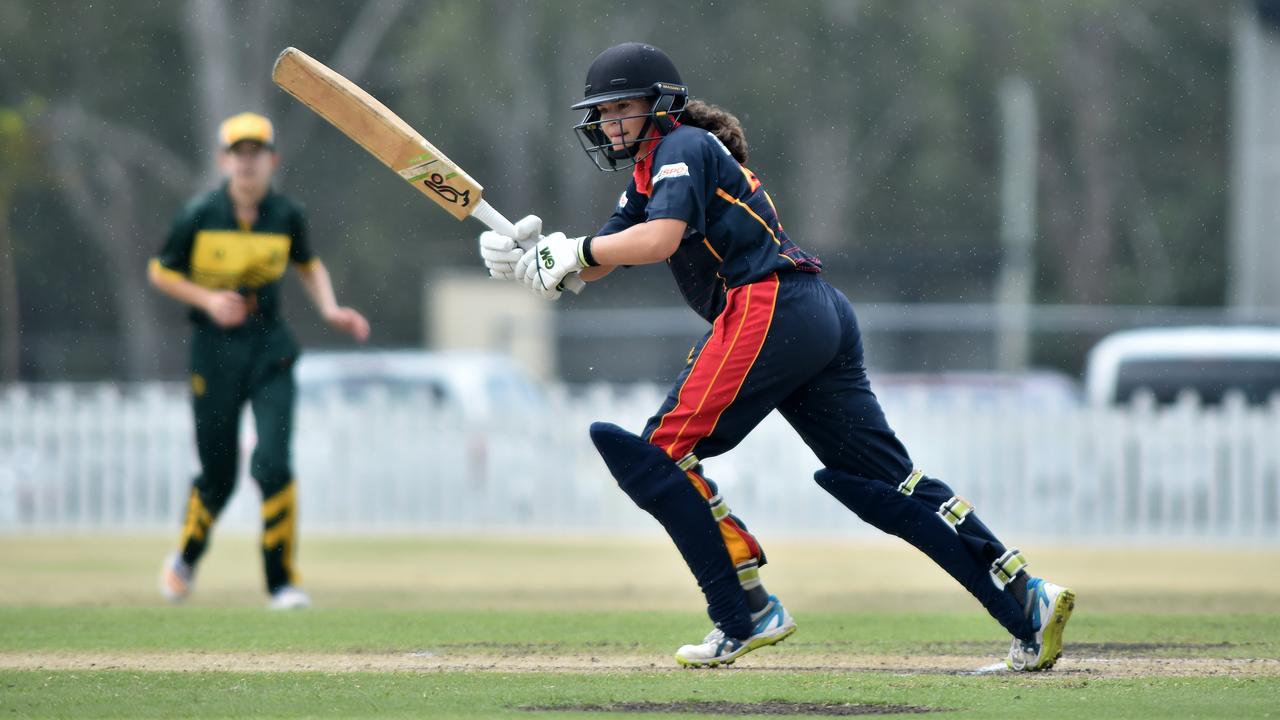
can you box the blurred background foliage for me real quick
[0,0,1233,380]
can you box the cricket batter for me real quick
[480,43,1074,669]
[150,112,369,609]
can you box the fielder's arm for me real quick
[294,259,370,342]
[147,259,246,328]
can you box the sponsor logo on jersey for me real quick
[617,191,628,208]
[653,162,690,184]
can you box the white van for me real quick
[1084,326,1280,406]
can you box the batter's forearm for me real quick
[579,265,616,282]
[590,218,686,266]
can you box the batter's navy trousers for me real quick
[640,271,1032,640]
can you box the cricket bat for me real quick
[271,47,584,293]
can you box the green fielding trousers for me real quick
[176,319,301,594]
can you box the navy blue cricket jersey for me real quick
[596,124,821,321]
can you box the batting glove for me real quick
[479,214,542,280]
[519,232,591,300]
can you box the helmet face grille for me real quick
[573,103,668,172]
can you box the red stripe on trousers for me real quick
[648,273,780,461]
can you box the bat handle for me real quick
[471,199,520,238]
[471,200,586,295]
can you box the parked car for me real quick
[292,350,553,500]
[871,370,1081,408]
[1084,326,1280,406]
[294,349,547,423]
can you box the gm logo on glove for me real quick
[540,246,555,269]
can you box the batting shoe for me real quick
[1006,577,1075,671]
[268,585,312,610]
[159,552,194,603]
[674,595,797,668]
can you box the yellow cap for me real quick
[218,112,275,149]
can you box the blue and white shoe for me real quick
[674,595,797,668]
[1006,577,1075,671]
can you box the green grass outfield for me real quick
[2,535,1278,718]
[5,667,1275,719]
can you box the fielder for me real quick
[149,113,369,609]
[481,43,1074,669]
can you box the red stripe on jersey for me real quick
[631,122,678,196]
[633,152,655,196]
[648,273,780,460]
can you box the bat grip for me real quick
[471,199,519,238]
[471,200,586,295]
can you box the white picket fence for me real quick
[1,382,1278,542]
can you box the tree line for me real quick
[0,0,1231,380]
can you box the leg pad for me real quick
[814,466,1033,640]
[591,422,753,638]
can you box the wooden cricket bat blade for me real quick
[271,47,584,294]
[271,46,482,221]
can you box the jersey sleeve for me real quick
[595,179,648,237]
[154,201,199,275]
[643,131,712,235]
[288,206,316,266]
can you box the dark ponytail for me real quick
[679,99,749,165]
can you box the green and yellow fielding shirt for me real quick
[151,182,315,324]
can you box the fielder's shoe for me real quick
[268,585,312,610]
[1006,577,1075,671]
[159,552,194,604]
[675,594,797,668]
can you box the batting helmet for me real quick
[571,43,688,171]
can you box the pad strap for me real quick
[897,469,925,495]
[937,496,974,532]
[990,548,1030,589]
[735,559,762,590]
[708,494,731,522]
[677,452,700,471]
